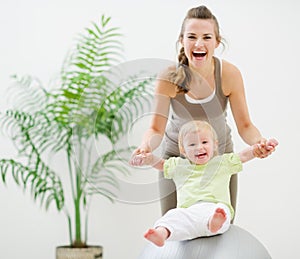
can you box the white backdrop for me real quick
[1,0,299,258]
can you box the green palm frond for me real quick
[93,76,154,143]
[7,74,48,113]
[0,108,65,210]
[0,109,71,155]
[0,159,64,210]
[109,77,154,143]
[48,14,123,130]
[83,147,131,202]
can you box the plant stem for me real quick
[74,166,83,246]
[74,131,84,247]
[64,209,73,246]
[74,192,82,245]
[67,143,76,201]
[66,144,76,245]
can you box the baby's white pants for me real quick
[153,201,231,241]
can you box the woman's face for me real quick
[181,18,219,68]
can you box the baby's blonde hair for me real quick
[178,120,219,156]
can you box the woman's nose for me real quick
[195,39,203,47]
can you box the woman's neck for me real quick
[187,59,215,99]
[191,57,215,79]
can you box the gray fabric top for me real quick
[164,57,233,157]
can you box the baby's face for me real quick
[182,129,215,164]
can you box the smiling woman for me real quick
[130,5,276,219]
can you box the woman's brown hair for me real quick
[168,6,223,93]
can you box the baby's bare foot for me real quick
[144,227,169,247]
[208,208,227,233]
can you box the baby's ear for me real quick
[179,146,186,156]
[214,140,219,153]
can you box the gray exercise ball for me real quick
[138,225,271,259]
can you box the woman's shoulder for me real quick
[157,64,177,78]
[221,59,242,76]
[155,65,178,97]
[220,59,244,95]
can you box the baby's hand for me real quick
[265,138,279,151]
[129,153,146,166]
[130,152,155,167]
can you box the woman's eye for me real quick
[187,35,196,39]
[204,36,212,40]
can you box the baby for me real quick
[130,120,278,247]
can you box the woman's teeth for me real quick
[193,51,206,57]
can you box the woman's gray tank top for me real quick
[164,57,233,158]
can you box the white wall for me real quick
[1,0,299,258]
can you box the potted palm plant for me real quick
[0,14,152,259]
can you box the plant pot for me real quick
[56,245,103,259]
